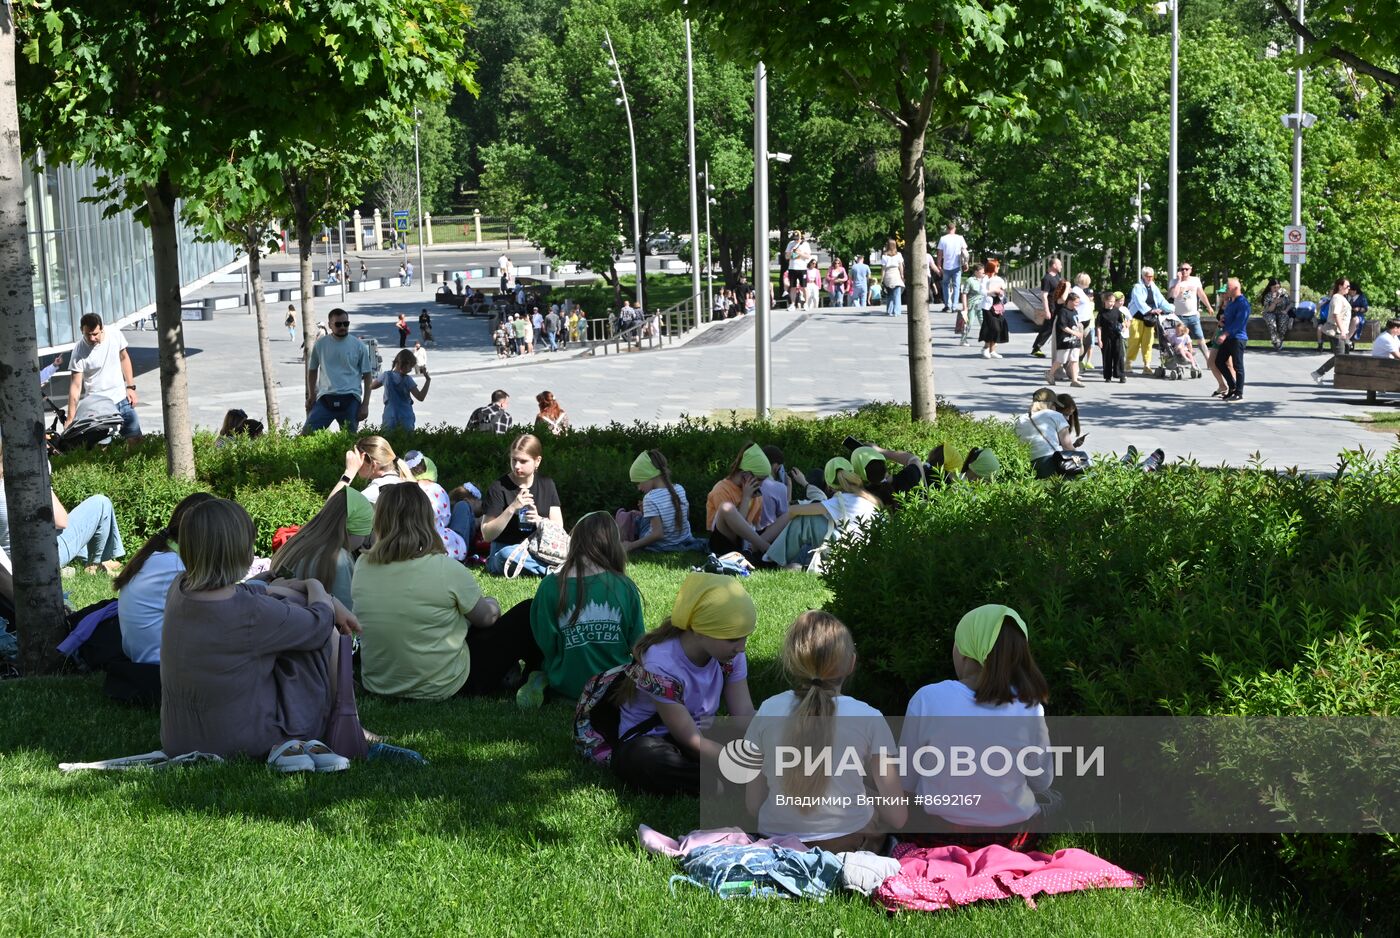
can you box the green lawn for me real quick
[0,560,1356,936]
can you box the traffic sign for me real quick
[1283,224,1306,255]
[1284,253,1306,265]
[393,210,410,232]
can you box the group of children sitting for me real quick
[81,426,1051,845]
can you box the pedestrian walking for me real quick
[396,312,411,349]
[418,308,434,344]
[1126,266,1172,374]
[1217,278,1250,402]
[1029,257,1062,358]
[285,305,297,343]
[879,239,905,317]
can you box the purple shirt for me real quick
[617,637,748,738]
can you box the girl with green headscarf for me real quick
[620,450,705,553]
[611,572,757,795]
[706,442,776,558]
[897,604,1057,835]
[760,457,882,571]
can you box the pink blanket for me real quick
[875,843,1142,913]
[637,824,809,858]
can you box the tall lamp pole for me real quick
[703,160,714,318]
[684,11,702,325]
[604,29,645,312]
[753,61,771,420]
[1289,0,1306,301]
[1167,0,1179,277]
[413,107,425,292]
[1131,172,1151,274]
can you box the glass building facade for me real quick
[25,157,237,353]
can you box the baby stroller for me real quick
[49,395,124,454]
[1147,310,1201,381]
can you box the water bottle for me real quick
[517,505,535,534]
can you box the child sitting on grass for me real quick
[520,512,644,707]
[706,443,774,559]
[898,604,1056,843]
[745,611,905,851]
[618,450,704,553]
[611,572,756,795]
[761,457,882,570]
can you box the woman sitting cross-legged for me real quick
[0,439,126,576]
[481,433,564,577]
[353,482,542,700]
[760,457,882,570]
[705,442,774,560]
[518,511,644,708]
[269,487,374,612]
[160,498,363,770]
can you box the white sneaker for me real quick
[1310,370,1324,385]
[990,351,1003,359]
[981,349,991,359]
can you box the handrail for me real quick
[584,297,699,356]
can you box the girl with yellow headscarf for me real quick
[610,572,758,795]
[897,604,1057,836]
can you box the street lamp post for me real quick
[1167,0,1179,277]
[1131,172,1151,274]
[703,159,715,318]
[753,61,771,420]
[413,107,425,293]
[684,12,702,325]
[1288,0,1306,301]
[604,29,645,313]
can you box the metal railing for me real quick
[584,297,700,356]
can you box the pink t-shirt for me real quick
[617,637,747,738]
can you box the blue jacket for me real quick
[1127,280,1171,317]
[1222,295,1251,340]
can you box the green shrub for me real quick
[52,403,1028,553]
[824,452,1400,717]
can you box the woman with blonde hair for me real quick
[481,433,565,576]
[745,611,904,849]
[331,435,415,505]
[880,238,905,317]
[1015,387,1079,478]
[160,498,362,770]
[354,483,536,699]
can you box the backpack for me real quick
[467,405,492,431]
[573,657,734,765]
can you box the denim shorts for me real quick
[1179,314,1204,340]
[115,399,142,438]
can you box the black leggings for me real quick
[460,599,544,696]
[612,732,701,795]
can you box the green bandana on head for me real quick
[849,446,886,484]
[966,448,1000,479]
[629,451,662,483]
[739,444,771,478]
[954,604,1028,665]
[345,488,374,537]
[824,456,855,487]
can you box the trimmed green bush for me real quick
[52,403,1028,553]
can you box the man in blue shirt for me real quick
[1125,266,1172,375]
[849,255,871,307]
[1217,277,1251,402]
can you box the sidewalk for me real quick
[119,293,1390,471]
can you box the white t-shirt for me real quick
[747,691,898,840]
[1372,331,1400,358]
[821,492,879,536]
[937,232,968,270]
[880,253,905,288]
[786,239,811,271]
[1016,410,1070,461]
[117,550,184,664]
[69,330,130,405]
[361,473,405,505]
[1171,276,1200,317]
[983,275,1007,310]
[1070,286,1094,324]
[899,680,1052,828]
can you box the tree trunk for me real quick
[285,171,317,366]
[0,3,67,673]
[717,231,736,287]
[143,174,197,477]
[898,120,936,423]
[245,237,280,428]
[609,260,621,309]
[637,208,649,310]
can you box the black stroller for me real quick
[47,394,124,454]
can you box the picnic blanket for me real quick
[874,843,1143,913]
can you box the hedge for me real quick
[50,402,1027,554]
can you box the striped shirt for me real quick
[642,485,692,550]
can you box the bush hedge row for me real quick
[50,403,1027,554]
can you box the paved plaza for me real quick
[114,248,1394,473]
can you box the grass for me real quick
[1345,410,1400,434]
[0,560,1366,936]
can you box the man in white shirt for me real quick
[498,254,513,293]
[66,313,142,441]
[1371,319,1400,359]
[1167,261,1214,362]
[783,230,811,308]
[935,222,969,314]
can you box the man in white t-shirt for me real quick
[784,230,811,308]
[935,222,969,314]
[66,313,142,441]
[1167,261,1214,361]
[498,254,513,293]
[1371,319,1400,359]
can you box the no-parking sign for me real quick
[1283,225,1306,265]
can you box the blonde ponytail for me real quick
[780,611,855,806]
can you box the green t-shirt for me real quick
[530,571,644,699]
[353,552,484,701]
